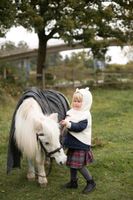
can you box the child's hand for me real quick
[60,120,67,126]
[60,119,71,128]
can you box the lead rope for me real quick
[59,124,67,144]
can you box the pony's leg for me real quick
[35,151,48,187]
[27,159,36,181]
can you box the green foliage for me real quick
[0,41,29,53]
[0,40,32,86]
[12,0,133,75]
[62,51,94,69]
[0,88,133,199]
[0,0,16,36]
[0,41,16,52]
[46,53,63,67]
[106,63,133,72]
[0,80,24,98]
[0,62,28,86]
[17,41,29,50]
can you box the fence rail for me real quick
[45,67,133,88]
[0,64,133,88]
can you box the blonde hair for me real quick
[71,92,83,107]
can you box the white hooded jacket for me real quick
[66,88,92,145]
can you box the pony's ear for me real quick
[50,113,58,122]
[34,120,43,132]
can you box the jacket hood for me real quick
[75,87,92,111]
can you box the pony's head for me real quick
[35,113,67,165]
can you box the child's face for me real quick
[72,99,82,110]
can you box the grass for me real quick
[0,87,133,200]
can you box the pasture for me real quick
[0,87,133,200]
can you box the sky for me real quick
[0,26,128,64]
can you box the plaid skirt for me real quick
[66,149,94,169]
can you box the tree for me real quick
[0,41,29,54]
[0,0,16,37]
[0,41,16,55]
[13,0,133,79]
[17,41,29,50]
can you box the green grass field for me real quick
[0,88,133,200]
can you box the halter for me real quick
[36,133,63,177]
[36,133,63,158]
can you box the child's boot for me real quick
[82,179,96,194]
[64,179,78,189]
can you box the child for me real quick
[60,88,96,194]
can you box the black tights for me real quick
[70,167,92,181]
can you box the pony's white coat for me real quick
[14,97,66,186]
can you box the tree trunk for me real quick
[37,30,47,80]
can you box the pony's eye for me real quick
[45,142,49,145]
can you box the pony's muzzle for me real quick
[59,161,63,165]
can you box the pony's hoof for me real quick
[38,177,48,187]
[27,173,35,181]
[39,182,47,187]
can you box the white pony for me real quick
[14,97,67,186]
